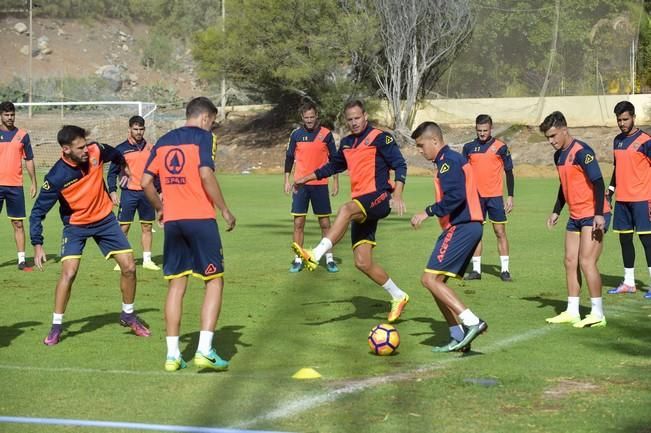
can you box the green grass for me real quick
[1,174,650,433]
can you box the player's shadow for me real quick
[409,316,485,357]
[61,308,158,342]
[302,295,387,325]
[0,259,19,268]
[601,273,648,290]
[0,321,42,348]
[521,295,592,317]
[180,325,251,372]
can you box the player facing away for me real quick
[410,122,487,352]
[107,115,160,272]
[540,111,610,328]
[142,97,236,372]
[292,99,410,323]
[283,101,339,273]
[30,125,151,345]
[462,114,514,282]
[606,101,651,298]
[0,101,37,270]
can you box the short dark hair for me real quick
[129,115,145,127]
[411,121,443,141]
[613,101,635,117]
[475,114,492,125]
[343,99,365,113]
[186,96,218,119]
[0,101,16,113]
[299,100,318,115]
[539,111,567,134]
[57,125,88,146]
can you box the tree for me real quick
[372,0,473,141]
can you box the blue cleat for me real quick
[326,261,339,273]
[194,348,229,371]
[289,260,304,273]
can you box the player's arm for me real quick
[325,132,339,197]
[198,133,235,231]
[22,134,37,198]
[107,160,120,204]
[378,133,408,215]
[303,145,347,186]
[142,148,163,225]
[547,185,565,229]
[426,161,465,218]
[284,134,297,194]
[499,144,515,213]
[99,143,130,186]
[29,177,60,270]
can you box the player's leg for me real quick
[194,276,228,370]
[43,257,81,345]
[547,225,581,324]
[6,187,28,269]
[290,185,309,271]
[573,224,606,327]
[640,234,651,298]
[138,193,159,270]
[489,197,510,281]
[164,275,189,371]
[11,219,26,268]
[114,190,135,270]
[610,202,637,293]
[313,185,337,271]
[290,215,306,272]
[465,197,488,280]
[318,216,338,272]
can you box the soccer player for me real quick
[462,114,514,281]
[606,101,651,298]
[142,97,236,372]
[540,111,609,328]
[107,115,160,271]
[30,125,150,346]
[284,101,339,273]
[410,121,487,352]
[292,99,410,323]
[0,101,37,270]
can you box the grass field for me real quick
[1,174,650,433]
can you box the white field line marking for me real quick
[233,326,554,429]
[0,416,292,433]
[0,364,180,377]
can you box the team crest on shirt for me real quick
[91,158,98,166]
[385,135,394,144]
[42,180,50,191]
[584,154,594,164]
[439,163,450,174]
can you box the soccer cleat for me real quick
[607,282,636,294]
[289,260,303,273]
[291,242,318,271]
[545,311,580,324]
[500,271,512,282]
[573,314,607,328]
[387,294,410,323]
[464,271,481,280]
[326,261,339,273]
[164,356,187,372]
[449,320,487,351]
[432,339,471,353]
[142,261,161,271]
[119,312,151,337]
[113,263,121,271]
[43,324,62,346]
[194,349,229,371]
[645,290,651,299]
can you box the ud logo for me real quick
[42,180,51,191]
[439,163,450,174]
[584,154,594,164]
[165,149,185,174]
[385,135,394,144]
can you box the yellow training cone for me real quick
[292,368,322,379]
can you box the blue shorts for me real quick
[60,213,132,260]
[613,201,651,234]
[291,184,332,217]
[566,213,611,233]
[0,186,26,219]
[117,189,156,224]
[480,196,506,223]
[426,222,483,279]
[350,190,392,249]
[163,219,224,280]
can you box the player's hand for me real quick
[505,196,514,214]
[29,183,37,198]
[605,191,613,206]
[34,244,47,271]
[410,211,429,229]
[331,181,339,197]
[390,194,406,216]
[547,212,559,229]
[222,208,236,232]
[156,210,164,228]
[284,180,292,195]
[109,191,119,206]
[592,215,606,241]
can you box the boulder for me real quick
[14,22,28,34]
[20,45,29,56]
[96,65,123,92]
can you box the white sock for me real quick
[590,297,604,319]
[197,330,214,354]
[500,256,509,272]
[143,251,152,262]
[166,336,180,358]
[624,268,635,286]
[52,313,64,325]
[458,309,480,326]
[449,325,465,342]
[18,252,25,263]
[472,256,481,273]
[648,267,651,281]
[293,255,302,264]
[122,303,134,314]
[312,238,333,261]
[325,252,334,263]
[382,278,407,300]
[567,297,580,316]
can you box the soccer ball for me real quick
[368,323,400,356]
